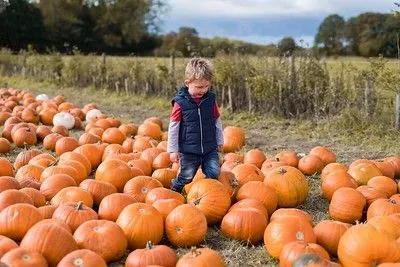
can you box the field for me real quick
[1,72,399,266]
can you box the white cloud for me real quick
[166,0,396,18]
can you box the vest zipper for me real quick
[197,107,204,154]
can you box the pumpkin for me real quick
[0,235,18,258]
[348,162,383,185]
[373,161,395,179]
[19,188,46,207]
[264,166,309,208]
[95,159,134,192]
[0,158,14,177]
[0,203,42,241]
[73,219,127,262]
[186,179,231,225]
[0,138,11,153]
[236,181,278,216]
[298,155,325,175]
[59,151,92,176]
[39,174,77,200]
[125,241,177,267]
[12,126,37,147]
[231,163,264,188]
[39,165,79,184]
[0,176,20,193]
[1,247,48,266]
[337,224,400,266]
[309,146,336,165]
[367,176,397,198]
[367,198,400,220]
[98,193,137,221]
[165,204,207,247]
[116,203,164,249]
[53,112,75,129]
[20,223,78,266]
[145,187,185,205]
[137,123,162,140]
[264,216,316,259]
[293,253,341,267]
[367,215,400,240]
[57,249,107,267]
[275,151,299,168]
[222,126,245,153]
[79,179,117,207]
[321,171,358,201]
[243,149,266,168]
[279,241,330,267]
[152,152,172,169]
[269,208,313,226]
[74,144,103,168]
[357,185,388,206]
[119,123,138,137]
[85,109,103,122]
[151,168,177,188]
[52,201,98,232]
[314,220,351,256]
[384,156,400,178]
[101,127,126,145]
[0,189,33,212]
[58,160,88,184]
[221,207,268,243]
[43,133,63,151]
[123,176,164,202]
[152,198,183,220]
[229,199,268,219]
[176,248,225,267]
[55,136,79,155]
[329,187,366,223]
[224,153,244,163]
[50,186,94,208]
[79,132,101,145]
[38,204,57,219]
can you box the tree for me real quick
[315,14,345,55]
[0,0,45,51]
[278,37,296,56]
[174,27,201,57]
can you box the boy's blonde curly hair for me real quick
[185,58,213,81]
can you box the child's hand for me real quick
[217,145,223,152]
[170,152,180,163]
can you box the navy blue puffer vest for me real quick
[172,85,217,155]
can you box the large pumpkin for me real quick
[279,241,330,267]
[52,201,98,232]
[313,220,351,256]
[98,193,137,221]
[236,181,278,216]
[176,248,225,267]
[116,203,164,249]
[329,187,366,223]
[95,159,134,192]
[264,166,309,208]
[125,241,177,267]
[186,179,231,225]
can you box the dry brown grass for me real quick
[1,76,399,266]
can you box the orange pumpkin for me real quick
[279,241,330,267]
[309,146,336,165]
[0,247,48,267]
[314,220,351,256]
[125,241,177,267]
[57,249,107,267]
[176,248,225,267]
[236,181,278,216]
[98,193,137,221]
[329,187,366,223]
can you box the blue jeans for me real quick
[170,150,220,193]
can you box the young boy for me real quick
[167,58,224,193]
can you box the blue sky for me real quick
[161,0,398,46]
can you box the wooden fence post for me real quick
[124,78,129,94]
[115,81,120,94]
[396,94,400,130]
[364,80,370,116]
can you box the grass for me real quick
[1,75,399,266]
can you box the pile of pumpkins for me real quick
[0,87,399,266]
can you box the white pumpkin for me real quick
[53,112,75,129]
[85,109,102,122]
[36,94,49,101]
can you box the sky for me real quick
[161,0,398,46]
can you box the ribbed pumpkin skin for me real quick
[0,247,48,267]
[186,179,231,225]
[52,202,98,232]
[73,219,127,263]
[57,249,107,267]
[221,207,268,244]
[165,204,207,247]
[264,166,309,208]
[125,242,177,267]
[264,216,316,259]
[0,203,43,241]
[20,223,78,267]
[279,241,330,267]
[98,193,137,221]
[176,248,225,267]
[329,187,366,223]
[116,203,164,249]
[338,224,400,266]
[95,159,134,192]
[236,181,278,216]
[269,208,313,225]
[314,220,351,256]
[0,235,18,258]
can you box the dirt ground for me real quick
[2,77,399,267]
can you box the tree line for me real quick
[1,0,400,57]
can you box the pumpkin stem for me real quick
[189,247,201,258]
[146,241,153,250]
[389,198,397,204]
[193,198,201,206]
[75,201,84,210]
[278,168,287,175]
[275,157,280,162]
